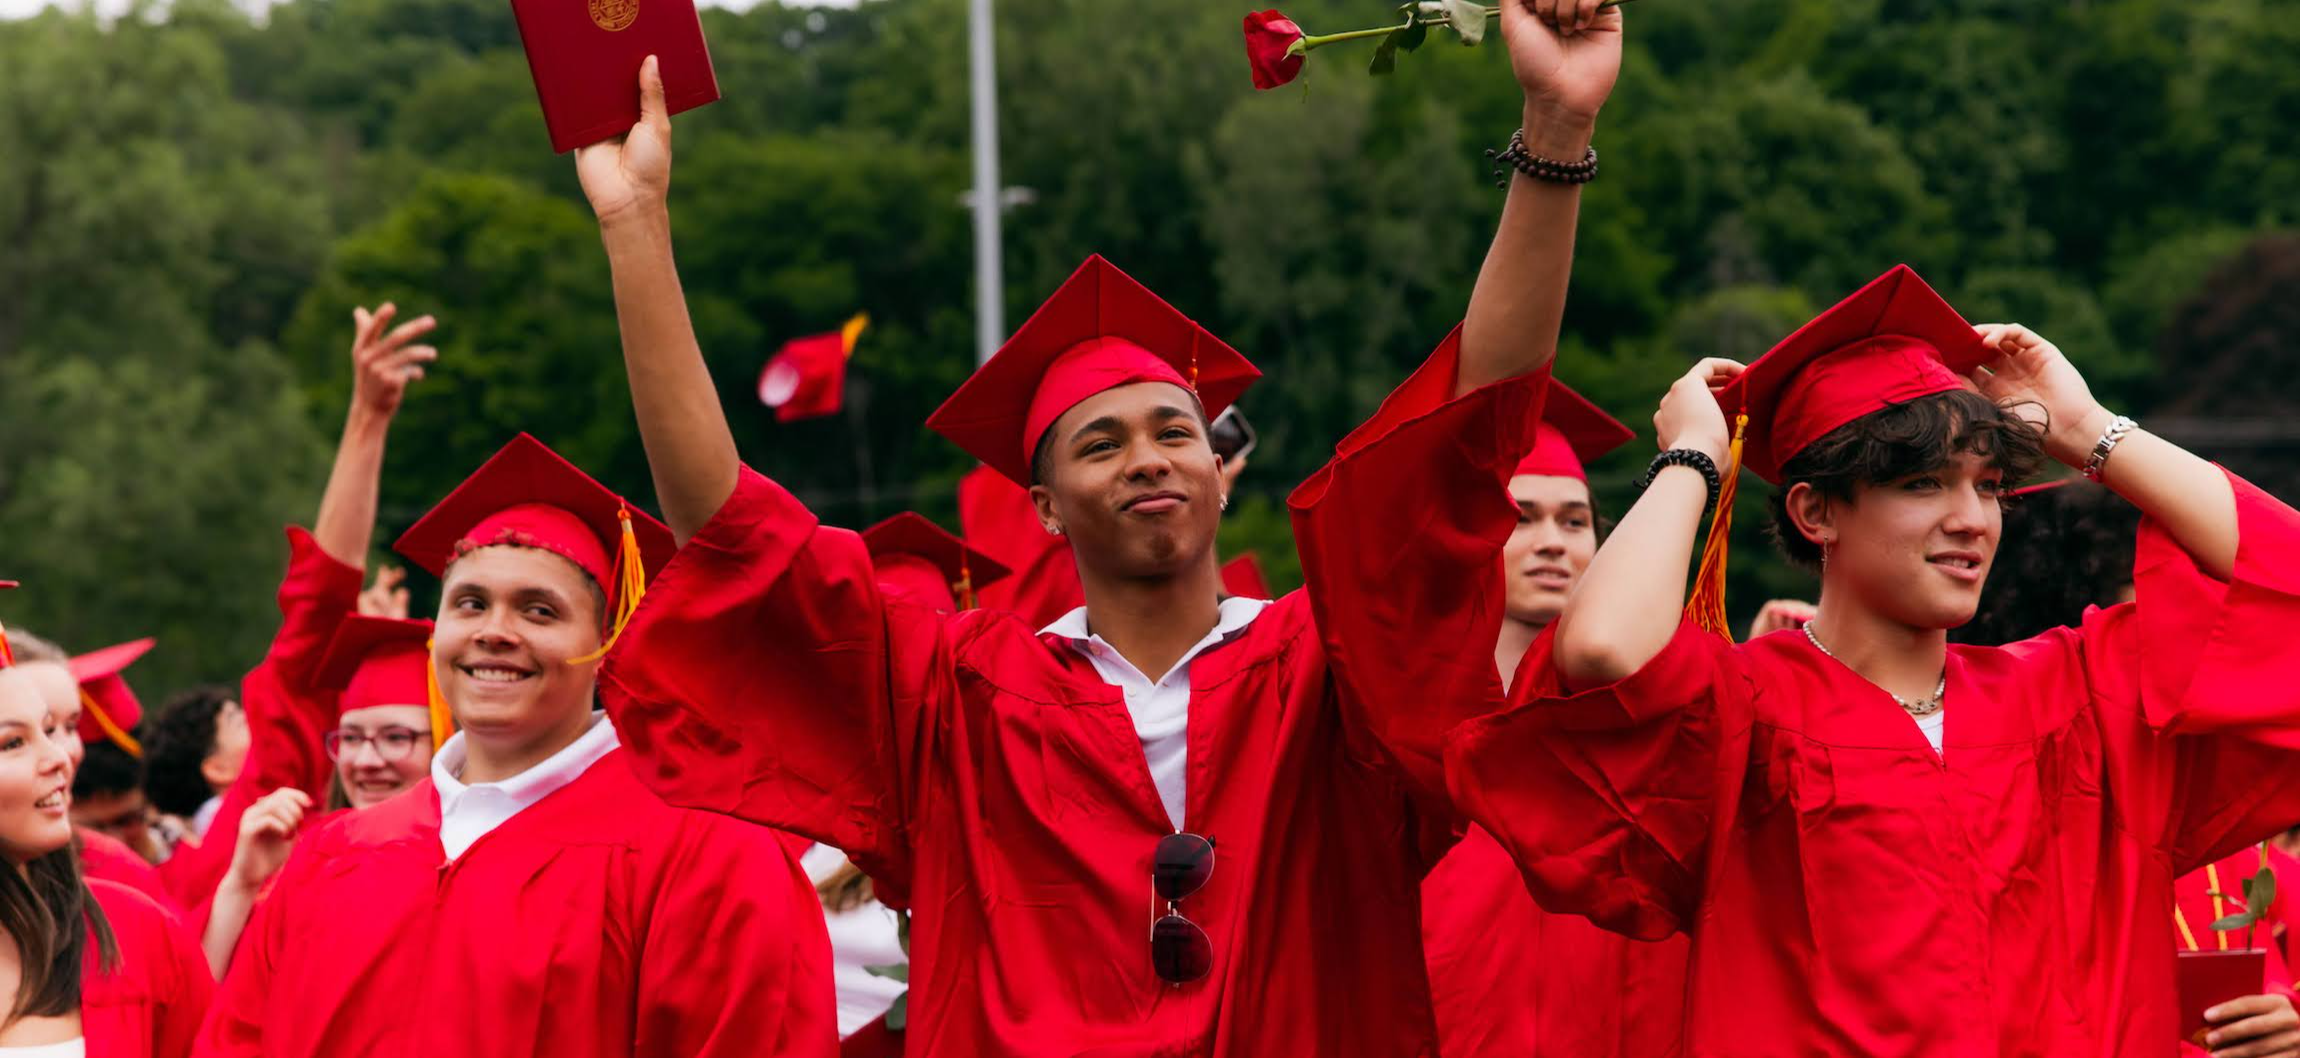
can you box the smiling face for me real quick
[433,545,605,753]
[0,669,80,865]
[1791,450,2006,630]
[333,704,436,809]
[1503,474,1599,627]
[1030,381,1225,581]
[10,662,83,768]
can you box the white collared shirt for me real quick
[1041,596,1269,830]
[801,843,907,1037]
[431,710,621,860]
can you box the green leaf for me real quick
[884,992,908,1032]
[2250,867,2277,917]
[1369,27,1401,76]
[2211,913,2258,932]
[1399,19,1429,51]
[863,961,910,983]
[1444,0,1488,45]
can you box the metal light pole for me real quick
[968,0,1004,365]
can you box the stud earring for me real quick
[1220,494,1229,512]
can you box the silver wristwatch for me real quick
[2082,415,2138,482]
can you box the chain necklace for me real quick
[1803,625,1946,718]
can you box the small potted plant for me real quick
[2178,851,2278,1048]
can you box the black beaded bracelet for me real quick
[1486,129,1598,188]
[1636,449,1722,514]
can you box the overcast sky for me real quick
[0,0,857,18]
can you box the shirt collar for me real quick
[432,710,620,811]
[1042,596,1269,683]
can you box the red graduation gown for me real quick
[602,334,1546,1054]
[194,748,835,1056]
[78,829,171,913]
[1421,824,1688,1057]
[956,464,1083,629]
[159,527,357,920]
[1449,471,2300,1055]
[84,878,213,1057]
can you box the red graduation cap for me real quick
[70,638,154,757]
[1685,264,1991,639]
[0,580,17,669]
[1714,265,1991,487]
[926,256,1261,487]
[759,313,869,423]
[393,434,677,663]
[861,512,1010,613]
[316,615,454,744]
[1514,381,1634,482]
[1220,553,1271,600]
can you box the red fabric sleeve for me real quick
[634,815,838,1056]
[2065,472,2300,871]
[147,892,216,1058]
[1288,325,1548,864]
[192,830,323,1056]
[1445,619,1746,940]
[600,468,956,897]
[163,527,360,909]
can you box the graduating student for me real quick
[574,1,1616,1048]
[0,631,175,909]
[1448,262,2300,1054]
[1420,383,1689,1057]
[0,649,212,1056]
[195,435,836,1057]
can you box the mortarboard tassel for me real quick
[80,690,143,758]
[956,556,976,612]
[568,507,649,666]
[424,638,457,747]
[839,312,871,359]
[0,581,17,669]
[1684,413,1750,641]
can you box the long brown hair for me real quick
[3,839,118,1022]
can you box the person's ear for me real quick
[1029,483,1064,537]
[1785,482,1838,554]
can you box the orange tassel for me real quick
[568,507,649,666]
[424,637,457,746]
[0,620,14,669]
[956,558,976,612]
[1684,413,1750,641]
[839,313,871,360]
[80,689,143,758]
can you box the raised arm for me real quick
[575,56,737,544]
[1456,0,1621,396]
[312,303,434,567]
[1971,323,2236,578]
[1551,358,1741,685]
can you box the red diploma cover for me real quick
[2178,948,2267,1046]
[508,0,720,153]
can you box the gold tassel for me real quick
[568,507,649,666]
[79,689,143,758]
[956,558,976,612]
[0,619,14,669]
[1684,413,1750,640]
[425,638,456,746]
[839,313,871,359]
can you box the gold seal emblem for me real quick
[588,0,638,32]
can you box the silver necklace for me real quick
[1803,625,1946,718]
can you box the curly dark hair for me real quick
[72,738,144,800]
[1767,389,2048,570]
[1950,480,2140,645]
[142,684,237,817]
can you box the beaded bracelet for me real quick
[1636,449,1722,516]
[1486,129,1598,188]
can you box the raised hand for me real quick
[1656,357,1743,463]
[1501,0,1624,145]
[1746,599,1818,640]
[1966,324,2111,467]
[228,787,313,891]
[574,55,673,228]
[349,303,438,420]
[358,565,411,620]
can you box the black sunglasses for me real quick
[1150,832,1216,984]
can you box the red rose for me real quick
[1242,10,1306,90]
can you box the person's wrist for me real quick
[1661,434,1729,466]
[1519,100,1596,159]
[2049,404,2116,468]
[344,402,393,436]
[598,200,671,245]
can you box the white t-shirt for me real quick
[431,711,621,859]
[1041,597,1268,831]
[1916,709,1946,754]
[800,843,907,1038]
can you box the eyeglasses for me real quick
[324,726,430,763]
[1150,832,1216,984]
